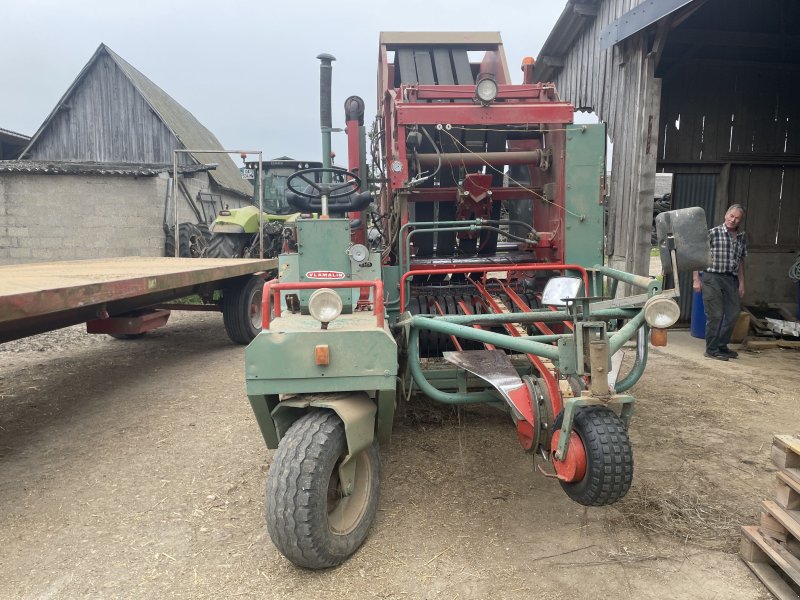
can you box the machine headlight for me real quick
[475,75,498,104]
[643,296,680,329]
[308,288,343,327]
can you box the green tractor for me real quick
[204,159,322,258]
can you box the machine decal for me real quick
[305,270,346,280]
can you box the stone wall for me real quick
[0,171,249,264]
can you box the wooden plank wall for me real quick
[549,0,661,278]
[27,54,184,165]
[660,62,800,250]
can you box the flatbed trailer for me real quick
[0,257,277,344]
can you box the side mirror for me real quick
[542,276,582,306]
[655,207,711,274]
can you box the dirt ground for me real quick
[1,312,798,599]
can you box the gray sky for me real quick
[1,0,568,163]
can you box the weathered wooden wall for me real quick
[25,54,187,165]
[660,62,800,252]
[545,0,660,280]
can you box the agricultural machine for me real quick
[244,32,707,569]
[204,159,323,258]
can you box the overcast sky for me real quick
[1,0,569,163]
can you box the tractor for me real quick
[244,32,709,569]
[203,159,323,258]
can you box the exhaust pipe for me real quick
[317,53,336,182]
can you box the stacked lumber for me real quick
[740,435,800,599]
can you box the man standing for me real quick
[693,204,747,361]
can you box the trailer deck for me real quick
[0,257,277,343]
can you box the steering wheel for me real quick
[286,167,361,200]
[285,167,372,216]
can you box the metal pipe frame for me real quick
[262,279,384,329]
[399,262,590,313]
[406,328,498,405]
[407,315,560,361]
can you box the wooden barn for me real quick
[1,44,253,263]
[19,43,250,202]
[533,0,800,314]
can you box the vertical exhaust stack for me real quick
[317,53,336,182]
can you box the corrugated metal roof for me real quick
[0,128,30,142]
[20,44,253,198]
[0,160,211,177]
[533,0,601,83]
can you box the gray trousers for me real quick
[702,272,740,353]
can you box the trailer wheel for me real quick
[222,276,263,344]
[552,406,633,506]
[108,333,146,340]
[205,233,247,258]
[266,410,380,569]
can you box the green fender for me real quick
[212,205,299,234]
[272,392,376,496]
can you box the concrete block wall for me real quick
[1,172,190,264]
[0,171,255,264]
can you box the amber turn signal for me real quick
[650,328,668,347]
[315,344,330,365]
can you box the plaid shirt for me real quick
[706,223,747,275]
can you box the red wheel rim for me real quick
[551,429,587,482]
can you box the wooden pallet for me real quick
[741,526,800,600]
[773,436,800,481]
[739,436,800,599]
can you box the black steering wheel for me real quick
[286,167,361,200]
[285,167,372,216]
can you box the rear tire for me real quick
[222,276,263,344]
[266,410,380,569]
[164,222,199,257]
[206,233,247,258]
[554,406,633,506]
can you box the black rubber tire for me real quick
[196,223,212,243]
[206,233,247,258]
[266,410,381,569]
[164,222,198,257]
[554,406,633,506]
[222,276,263,344]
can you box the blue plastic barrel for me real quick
[690,285,706,339]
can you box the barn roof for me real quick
[20,44,252,198]
[0,160,213,177]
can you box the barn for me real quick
[0,44,253,264]
[533,0,800,315]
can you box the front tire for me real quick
[266,410,380,569]
[205,233,247,258]
[554,406,633,506]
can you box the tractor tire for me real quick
[164,222,198,257]
[222,275,263,344]
[196,223,211,243]
[205,233,247,258]
[265,410,380,569]
[554,406,633,506]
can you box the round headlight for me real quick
[308,288,343,325]
[643,296,680,329]
[475,77,498,104]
